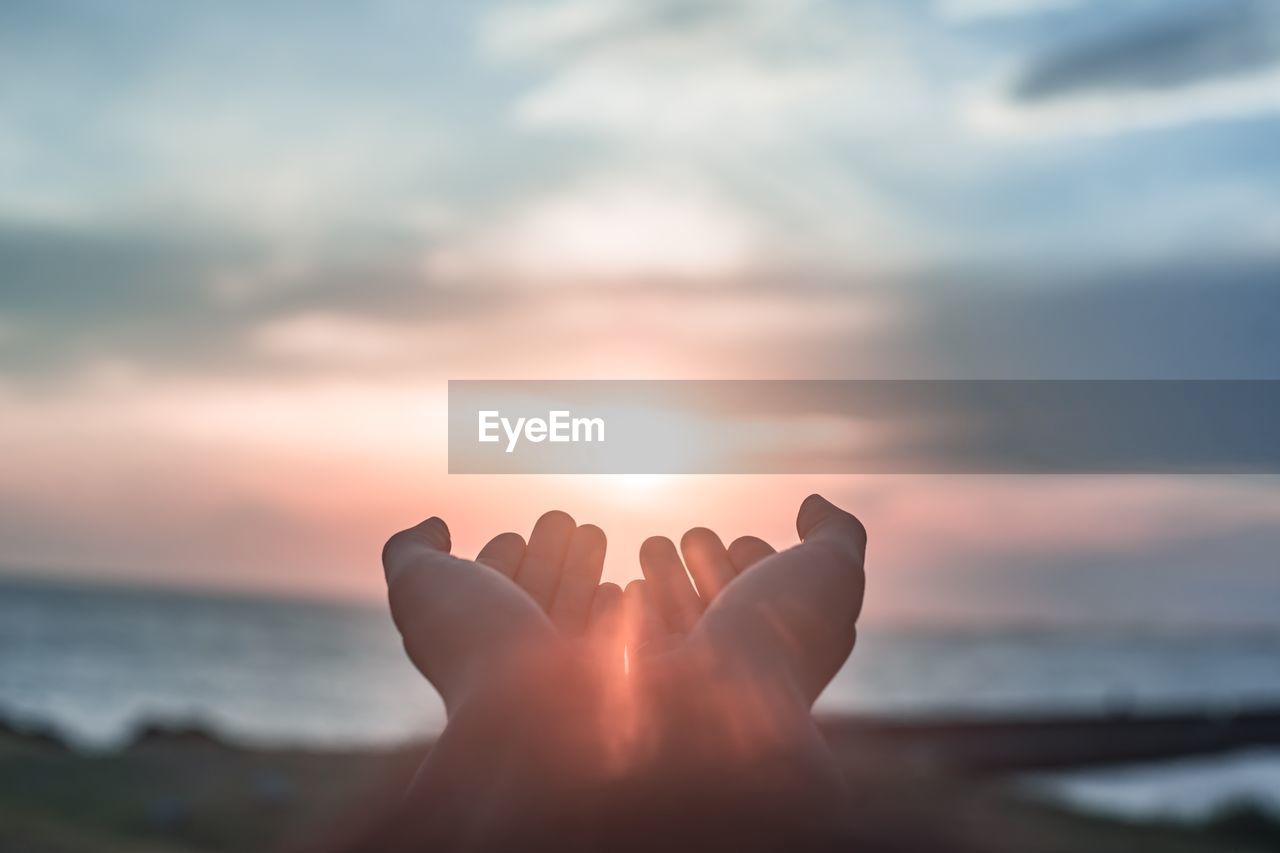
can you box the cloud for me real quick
[252,314,442,367]
[479,0,956,274]
[935,0,1083,23]
[972,69,1280,137]
[2,0,1279,614]
[423,174,761,284]
[970,1,1280,137]
[0,219,502,383]
[3,0,1278,392]
[901,256,1280,379]
[483,0,740,60]
[115,98,443,235]
[484,0,938,146]
[1013,1,1280,102]
[0,3,473,239]
[6,212,1280,393]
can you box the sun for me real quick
[613,474,670,494]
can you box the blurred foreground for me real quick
[3,711,1280,853]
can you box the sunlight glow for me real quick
[614,474,669,493]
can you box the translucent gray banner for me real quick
[448,380,1280,474]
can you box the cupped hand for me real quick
[630,494,867,704]
[381,511,622,714]
[372,496,866,852]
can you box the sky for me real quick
[1,0,1279,626]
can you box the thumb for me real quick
[796,494,867,562]
[382,517,451,586]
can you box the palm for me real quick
[628,495,866,704]
[382,512,622,713]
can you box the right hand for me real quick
[628,494,867,705]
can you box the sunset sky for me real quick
[2,0,1279,626]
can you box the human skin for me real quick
[373,494,867,852]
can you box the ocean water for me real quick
[1024,749,1280,823]
[5,576,1280,822]
[4,575,1280,751]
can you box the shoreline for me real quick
[10,704,1280,769]
[4,707,1280,851]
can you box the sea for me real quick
[3,575,1279,823]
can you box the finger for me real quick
[588,582,624,638]
[727,535,776,573]
[382,517,550,709]
[680,527,737,603]
[515,510,576,611]
[382,516,451,585]
[639,536,703,633]
[623,579,667,652]
[792,493,868,626]
[550,524,607,635]
[587,582,624,668]
[699,495,866,703]
[797,493,868,566]
[787,493,869,634]
[475,532,526,579]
